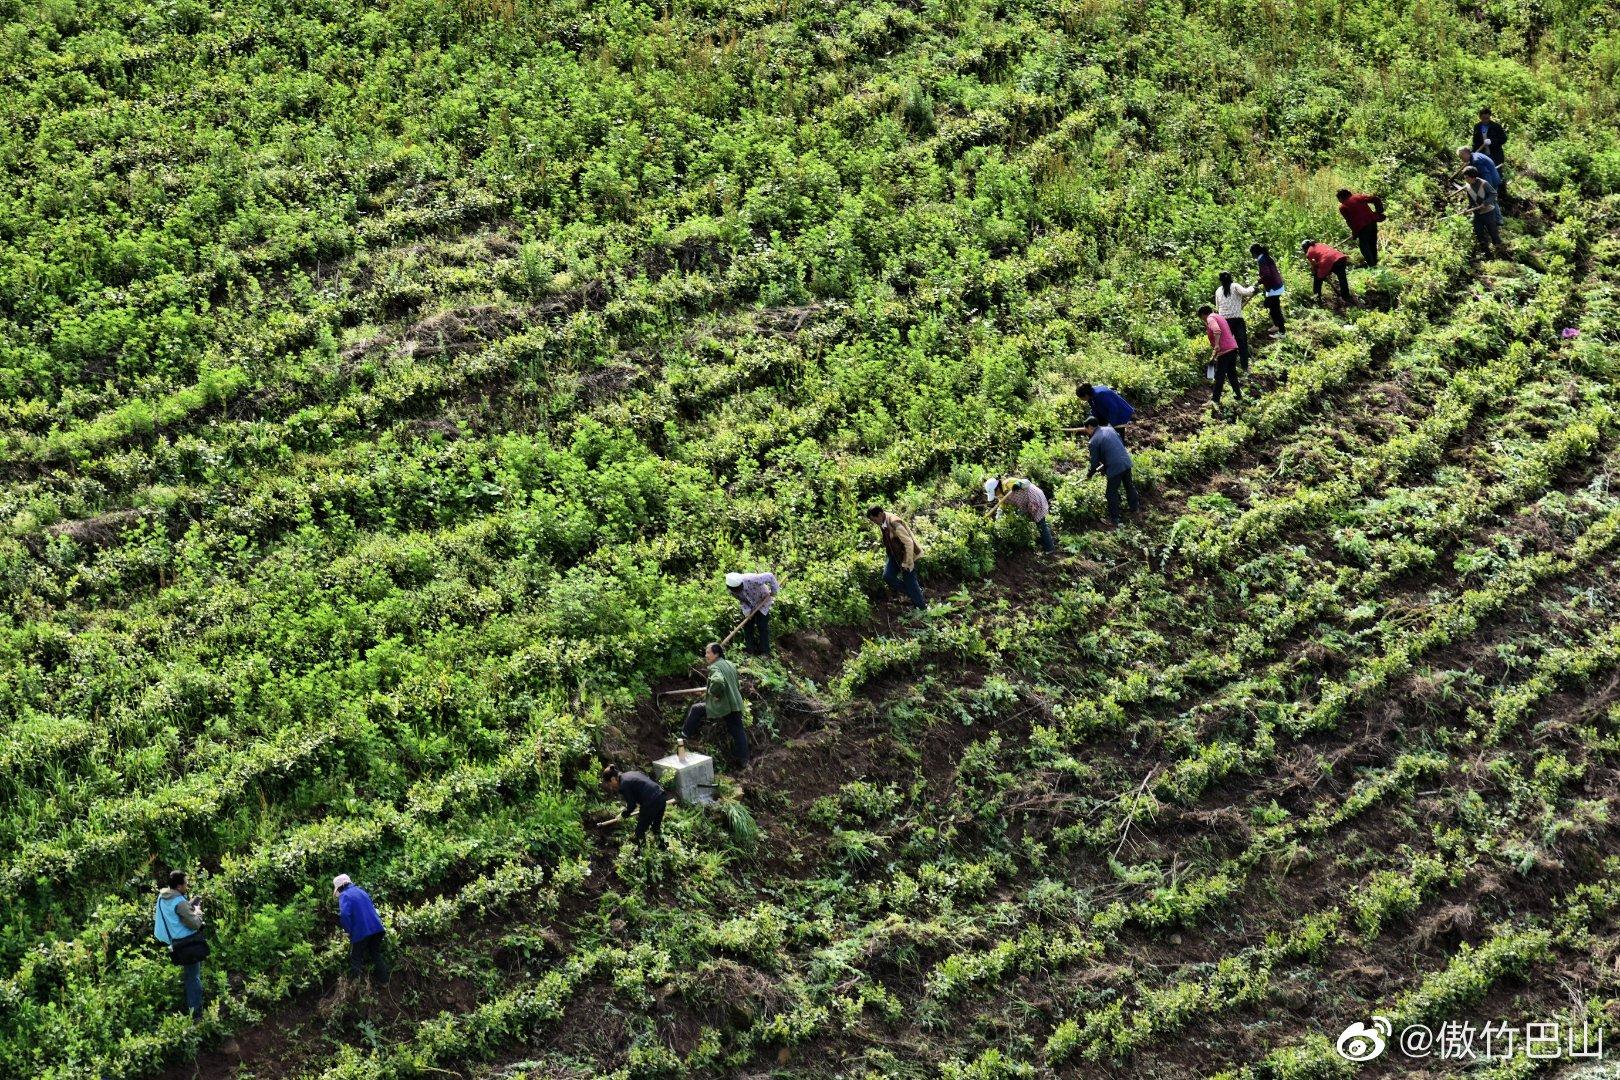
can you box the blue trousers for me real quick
[1036,519,1056,553]
[181,962,203,1016]
[882,555,926,609]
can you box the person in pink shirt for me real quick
[1197,305,1244,410]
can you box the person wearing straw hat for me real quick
[724,571,779,656]
[333,874,389,984]
[984,476,1056,554]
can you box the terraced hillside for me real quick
[3,0,1620,1076]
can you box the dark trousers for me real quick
[683,703,749,766]
[1313,258,1351,300]
[1356,222,1378,267]
[881,554,926,609]
[1228,315,1251,370]
[1212,350,1242,404]
[181,962,203,1016]
[742,610,770,656]
[1035,519,1056,553]
[634,796,666,845]
[1105,470,1141,525]
[1263,294,1285,333]
[349,931,389,983]
[1473,211,1503,249]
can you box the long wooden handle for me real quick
[718,612,753,649]
[722,575,784,647]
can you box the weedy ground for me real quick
[2,0,1620,1078]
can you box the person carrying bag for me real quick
[154,870,209,1018]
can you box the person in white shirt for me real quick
[1213,272,1257,370]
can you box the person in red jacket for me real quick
[1301,240,1352,304]
[1336,189,1386,268]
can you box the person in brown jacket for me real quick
[867,506,926,609]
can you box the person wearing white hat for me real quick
[333,874,389,984]
[984,477,1056,554]
[725,570,779,656]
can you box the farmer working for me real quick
[1213,271,1256,370]
[725,571,778,656]
[153,870,207,1019]
[984,476,1056,554]
[867,506,926,610]
[1336,189,1386,268]
[333,874,389,984]
[1082,419,1141,528]
[1197,304,1244,409]
[1460,166,1506,258]
[598,764,668,847]
[1301,240,1352,303]
[675,642,749,768]
[1251,243,1286,336]
[1076,383,1135,433]
[1457,146,1502,201]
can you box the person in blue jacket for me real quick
[1457,146,1504,206]
[1081,418,1141,528]
[1071,383,1136,442]
[154,870,207,1018]
[333,874,389,983]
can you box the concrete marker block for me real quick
[653,751,716,805]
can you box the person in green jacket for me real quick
[675,642,749,767]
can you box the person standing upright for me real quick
[1081,419,1141,529]
[1472,107,1510,205]
[1251,243,1286,336]
[1197,304,1244,410]
[153,870,208,1019]
[1213,272,1257,370]
[1473,108,1506,164]
[1337,189,1386,268]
